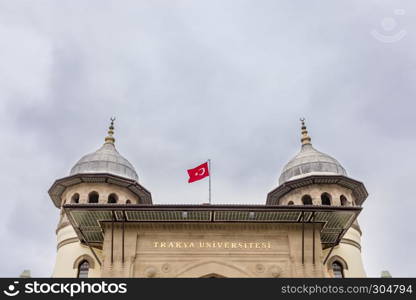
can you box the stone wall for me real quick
[278,184,356,206]
[101,223,326,278]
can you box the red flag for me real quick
[187,162,210,183]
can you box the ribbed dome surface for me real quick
[70,142,138,181]
[279,143,347,184]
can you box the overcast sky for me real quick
[0,0,415,277]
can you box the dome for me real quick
[70,143,138,181]
[69,119,139,181]
[278,120,347,184]
[279,143,347,184]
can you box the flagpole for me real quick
[208,159,211,204]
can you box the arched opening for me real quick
[200,273,226,278]
[332,261,344,278]
[88,192,100,203]
[108,193,118,204]
[321,193,331,206]
[287,201,294,205]
[301,195,313,205]
[77,260,90,278]
[88,191,99,203]
[126,199,131,204]
[340,195,348,206]
[71,193,80,204]
[175,261,249,278]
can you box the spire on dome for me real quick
[104,117,116,144]
[300,118,311,146]
[278,118,347,184]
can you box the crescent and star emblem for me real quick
[195,168,206,176]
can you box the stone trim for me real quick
[56,221,71,234]
[340,238,361,251]
[101,222,313,232]
[49,173,152,208]
[267,175,368,206]
[327,255,349,270]
[57,237,80,250]
[350,222,362,235]
[73,254,95,269]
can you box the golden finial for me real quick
[104,117,116,144]
[300,118,311,145]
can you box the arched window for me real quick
[302,195,313,205]
[321,193,331,206]
[332,261,344,278]
[287,201,294,205]
[71,193,80,204]
[126,200,131,204]
[77,260,90,278]
[340,195,348,206]
[88,191,99,203]
[108,193,118,204]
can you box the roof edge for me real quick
[267,174,368,206]
[48,173,152,208]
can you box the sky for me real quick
[0,0,415,277]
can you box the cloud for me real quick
[0,0,414,277]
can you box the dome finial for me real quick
[104,117,116,144]
[300,118,311,145]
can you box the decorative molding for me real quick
[326,255,349,270]
[255,264,265,273]
[56,221,71,234]
[73,254,96,269]
[57,237,79,250]
[267,175,368,206]
[269,265,283,278]
[129,233,140,277]
[103,222,296,232]
[175,260,250,277]
[350,222,362,235]
[340,238,361,251]
[49,173,152,208]
[144,266,157,278]
[162,264,171,273]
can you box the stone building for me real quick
[49,120,368,278]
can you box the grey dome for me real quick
[279,143,347,184]
[70,142,138,181]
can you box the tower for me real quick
[48,119,367,278]
[266,119,368,277]
[48,119,152,277]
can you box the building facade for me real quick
[49,120,368,278]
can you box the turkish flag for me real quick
[187,162,210,183]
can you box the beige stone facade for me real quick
[51,177,367,278]
[277,184,355,206]
[62,183,141,205]
[100,223,325,278]
[50,173,367,279]
[49,121,368,278]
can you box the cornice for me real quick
[266,175,368,206]
[48,173,152,208]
